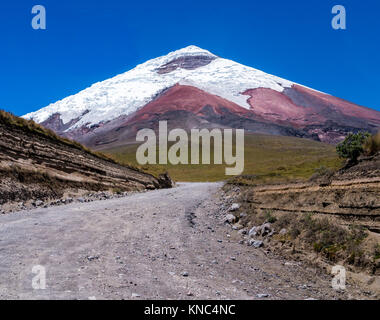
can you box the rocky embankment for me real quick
[0,111,173,211]
[221,155,380,294]
[234,153,380,232]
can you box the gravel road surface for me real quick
[0,183,358,299]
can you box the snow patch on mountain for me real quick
[23,45,295,130]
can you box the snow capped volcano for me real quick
[23,45,380,146]
[23,46,293,128]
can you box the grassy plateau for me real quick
[102,133,343,183]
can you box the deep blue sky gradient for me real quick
[1,0,379,116]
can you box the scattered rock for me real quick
[87,255,99,261]
[225,214,237,224]
[249,223,274,237]
[182,271,189,277]
[131,293,141,298]
[256,293,269,298]
[279,228,287,235]
[248,239,263,248]
[261,223,272,236]
[232,223,243,230]
[239,212,247,218]
[230,203,240,211]
[248,226,258,237]
[34,200,43,207]
[232,279,244,285]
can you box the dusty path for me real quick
[0,183,362,299]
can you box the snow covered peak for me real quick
[132,45,217,73]
[165,45,217,58]
[23,46,295,130]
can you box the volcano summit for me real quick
[23,46,380,148]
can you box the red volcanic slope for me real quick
[243,84,380,128]
[63,84,302,148]
[129,84,254,123]
[292,85,380,124]
[50,83,380,147]
[242,87,318,126]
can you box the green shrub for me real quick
[336,132,371,163]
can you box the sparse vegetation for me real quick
[364,131,380,156]
[310,165,335,181]
[111,187,123,195]
[269,212,370,265]
[373,244,380,260]
[264,210,277,223]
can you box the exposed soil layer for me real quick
[238,153,380,231]
[0,117,172,205]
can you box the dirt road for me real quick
[0,183,362,299]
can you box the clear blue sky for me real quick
[1,0,379,116]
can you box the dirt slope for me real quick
[240,153,380,232]
[0,111,171,206]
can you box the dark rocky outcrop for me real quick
[156,55,216,74]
